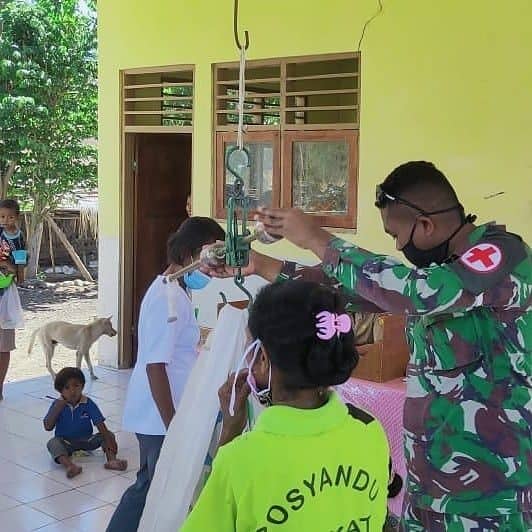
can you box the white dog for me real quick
[28,317,117,380]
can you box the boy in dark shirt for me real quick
[44,367,128,478]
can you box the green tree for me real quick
[0,0,97,277]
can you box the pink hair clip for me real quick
[316,311,352,340]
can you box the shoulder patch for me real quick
[346,403,375,425]
[460,243,502,273]
[448,228,528,295]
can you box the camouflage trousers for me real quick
[401,503,532,532]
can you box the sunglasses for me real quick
[375,185,464,217]
[375,185,425,212]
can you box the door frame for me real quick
[118,132,135,369]
[118,66,195,368]
[119,131,194,368]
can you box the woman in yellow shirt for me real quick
[182,280,391,531]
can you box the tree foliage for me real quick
[0,0,97,275]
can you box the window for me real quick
[283,131,358,228]
[215,131,281,217]
[122,66,194,132]
[214,53,359,228]
[215,63,281,127]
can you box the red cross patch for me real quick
[460,243,502,273]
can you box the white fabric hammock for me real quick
[139,304,249,532]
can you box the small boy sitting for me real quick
[43,367,127,478]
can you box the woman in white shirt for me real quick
[107,217,225,532]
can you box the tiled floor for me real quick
[0,367,138,531]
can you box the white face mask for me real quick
[229,339,271,416]
[246,342,272,406]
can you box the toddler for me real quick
[44,367,127,478]
[0,198,26,400]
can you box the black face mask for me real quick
[402,210,474,268]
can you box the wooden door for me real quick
[132,133,191,361]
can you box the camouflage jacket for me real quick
[278,223,531,516]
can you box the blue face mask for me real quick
[183,270,211,290]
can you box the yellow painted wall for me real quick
[98,0,532,263]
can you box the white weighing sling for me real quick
[139,304,249,532]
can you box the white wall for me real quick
[97,235,120,367]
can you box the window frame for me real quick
[213,52,360,228]
[282,130,358,229]
[215,130,281,219]
[122,65,194,133]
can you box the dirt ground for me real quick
[5,280,98,383]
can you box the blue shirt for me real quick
[47,396,105,440]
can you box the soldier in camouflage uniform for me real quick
[203,161,531,531]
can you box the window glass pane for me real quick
[292,141,349,215]
[224,142,274,208]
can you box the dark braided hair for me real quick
[248,281,358,389]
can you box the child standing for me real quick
[0,198,26,400]
[44,367,127,478]
[182,281,391,531]
[106,217,225,532]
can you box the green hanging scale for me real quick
[225,145,253,302]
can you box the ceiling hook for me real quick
[233,0,249,50]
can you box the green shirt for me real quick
[182,393,390,531]
[278,223,532,516]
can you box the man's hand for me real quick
[198,245,258,279]
[218,371,250,446]
[199,248,284,283]
[255,208,332,259]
